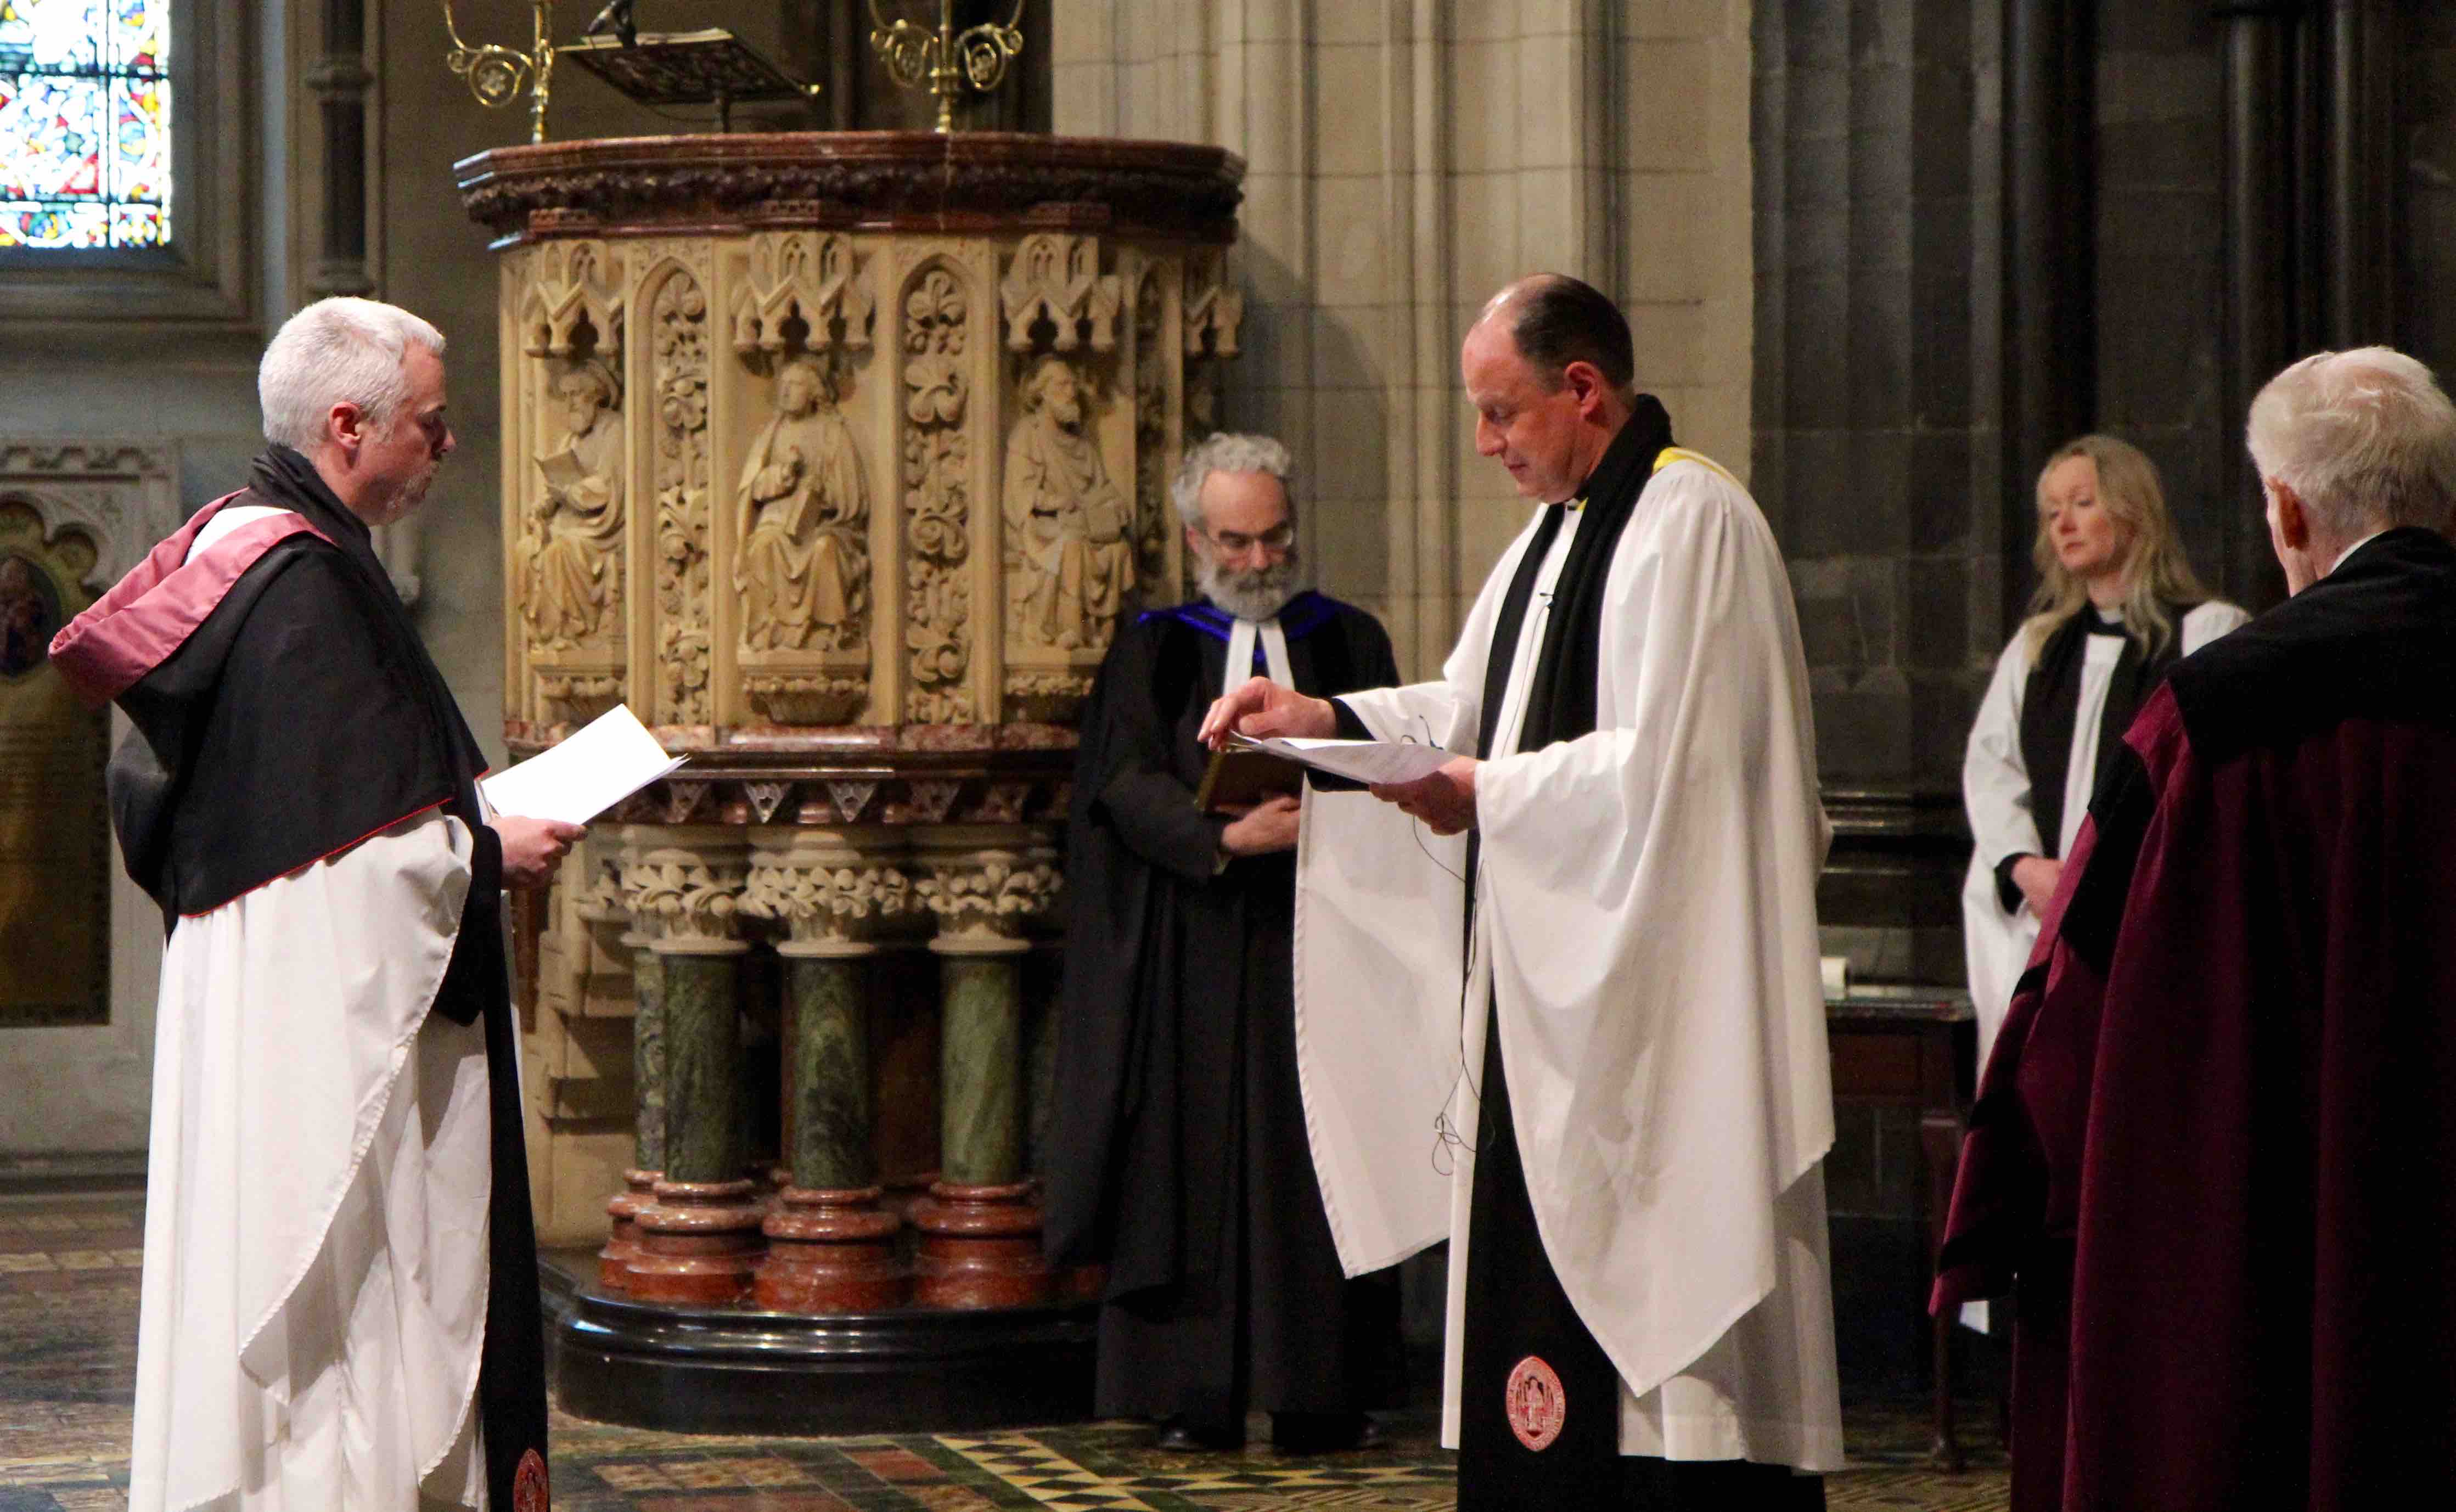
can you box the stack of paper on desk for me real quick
[479,704,687,825]
[1226,732,1451,785]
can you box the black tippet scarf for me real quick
[2016,600,2197,862]
[106,446,487,923]
[1459,397,1676,898]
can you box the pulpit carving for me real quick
[1182,249,1243,440]
[1003,355,1132,653]
[649,266,713,725]
[737,355,869,660]
[740,848,911,954]
[730,232,875,356]
[1131,268,1174,600]
[519,356,626,653]
[901,263,975,724]
[998,233,1120,353]
[913,849,1059,949]
[619,840,746,952]
[523,240,625,359]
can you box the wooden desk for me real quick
[1826,986,1976,1469]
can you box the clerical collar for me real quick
[1142,590,1336,643]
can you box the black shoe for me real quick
[1156,1418,1244,1452]
[1269,1411,1381,1454]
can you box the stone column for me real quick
[908,826,1060,1308]
[740,825,913,1312]
[598,826,664,1289]
[619,827,765,1304]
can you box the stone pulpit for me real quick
[454,131,1242,1431]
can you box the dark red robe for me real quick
[1934,525,2456,1511]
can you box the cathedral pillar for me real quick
[741,825,913,1312]
[908,827,1061,1308]
[620,827,765,1305]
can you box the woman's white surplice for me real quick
[1960,599,2251,1073]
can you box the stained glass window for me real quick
[0,0,171,250]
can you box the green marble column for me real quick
[631,946,667,1172]
[938,955,1025,1187]
[789,956,873,1191]
[661,952,745,1184]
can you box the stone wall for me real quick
[1049,0,1757,677]
[0,0,287,1156]
[2404,7,2456,379]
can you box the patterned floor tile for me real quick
[0,1190,2013,1511]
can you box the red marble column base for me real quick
[597,1168,662,1291]
[909,1181,1051,1308]
[626,1178,767,1305]
[755,1187,909,1313]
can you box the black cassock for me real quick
[1046,591,1406,1444]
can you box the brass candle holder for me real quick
[443,0,559,144]
[867,0,1026,134]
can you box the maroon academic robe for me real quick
[1934,525,2456,1512]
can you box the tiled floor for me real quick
[0,1190,2009,1510]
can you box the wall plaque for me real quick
[0,502,106,1027]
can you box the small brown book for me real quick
[1194,744,1305,812]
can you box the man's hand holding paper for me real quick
[1200,674,1336,745]
[1367,756,1478,835]
[1202,675,1479,831]
[493,814,587,889]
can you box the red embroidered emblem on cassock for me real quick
[514,1447,551,1511]
[1505,1354,1566,1451]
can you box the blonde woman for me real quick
[1962,436,2248,1067]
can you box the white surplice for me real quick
[1959,599,2250,1068]
[131,812,492,1512]
[1291,452,1843,1470]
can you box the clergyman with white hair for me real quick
[1044,431,1407,1453]
[49,296,582,1511]
[1935,345,2456,1512]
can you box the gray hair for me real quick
[259,296,447,451]
[2247,346,2456,539]
[1170,432,1296,531]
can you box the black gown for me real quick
[1046,591,1406,1444]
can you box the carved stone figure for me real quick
[520,357,626,648]
[738,356,869,653]
[1003,356,1133,650]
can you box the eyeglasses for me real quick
[1204,524,1295,555]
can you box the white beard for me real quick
[1197,550,1305,621]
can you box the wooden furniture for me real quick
[1826,985,1977,1470]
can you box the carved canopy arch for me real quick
[730,231,875,358]
[521,239,626,359]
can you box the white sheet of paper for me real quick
[479,704,685,825]
[1229,733,1451,785]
